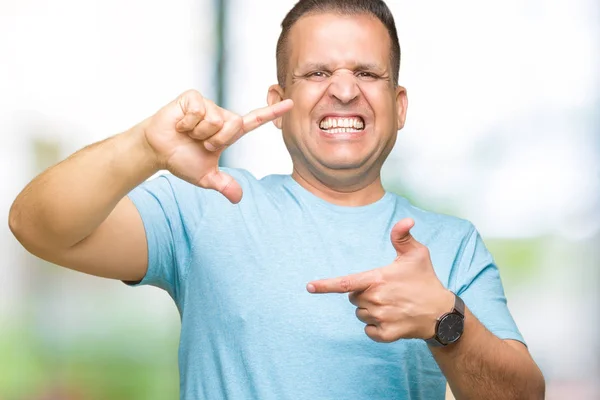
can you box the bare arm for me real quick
[8,90,294,282]
[307,219,545,400]
[9,125,157,281]
[431,308,545,400]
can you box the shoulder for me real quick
[136,167,282,201]
[220,167,287,191]
[140,168,291,218]
[388,193,476,245]
[219,167,293,206]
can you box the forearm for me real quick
[430,308,545,400]
[9,122,158,250]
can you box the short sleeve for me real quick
[125,174,201,302]
[454,225,526,345]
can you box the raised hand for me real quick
[307,218,454,343]
[142,89,293,203]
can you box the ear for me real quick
[395,85,408,130]
[267,84,286,130]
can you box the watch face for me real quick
[438,313,464,344]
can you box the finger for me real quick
[390,218,420,256]
[216,109,253,146]
[365,324,388,343]
[365,323,399,343]
[175,91,207,132]
[241,99,293,134]
[190,100,224,141]
[348,290,366,307]
[355,308,377,325]
[198,168,243,204]
[307,270,376,294]
[203,112,244,151]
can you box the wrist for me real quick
[436,289,456,320]
[125,120,163,174]
[423,289,455,338]
[425,290,466,347]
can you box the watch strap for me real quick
[453,292,465,318]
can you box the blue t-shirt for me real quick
[126,168,524,400]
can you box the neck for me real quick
[291,167,385,207]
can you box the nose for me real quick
[327,71,360,104]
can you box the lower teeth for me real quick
[322,128,362,133]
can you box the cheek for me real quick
[287,84,327,122]
[362,87,397,125]
[283,108,311,134]
[281,93,315,142]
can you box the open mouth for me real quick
[318,116,365,134]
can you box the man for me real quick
[9,0,545,399]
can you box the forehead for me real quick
[287,12,392,69]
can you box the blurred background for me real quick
[1,0,598,399]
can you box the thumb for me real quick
[198,169,243,204]
[390,218,419,256]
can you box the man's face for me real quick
[270,12,407,186]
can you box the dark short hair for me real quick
[276,0,401,87]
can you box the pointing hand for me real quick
[307,218,454,343]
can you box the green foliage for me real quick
[0,327,179,400]
[484,237,546,287]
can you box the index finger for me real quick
[307,270,376,294]
[242,99,294,133]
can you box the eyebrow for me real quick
[297,62,385,72]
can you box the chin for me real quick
[316,150,373,170]
[317,157,372,174]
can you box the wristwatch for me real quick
[425,292,465,347]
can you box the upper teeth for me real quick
[319,117,364,130]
